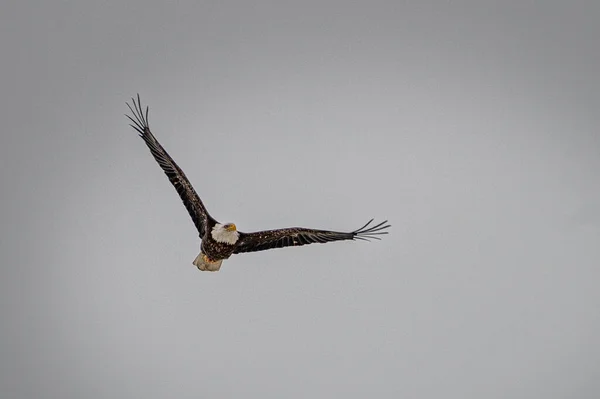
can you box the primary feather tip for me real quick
[353,219,390,241]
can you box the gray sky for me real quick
[1,1,599,398]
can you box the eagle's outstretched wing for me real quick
[126,94,215,237]
[233,219,390,254]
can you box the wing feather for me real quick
[126,94,215,237]
[233,219,390,254]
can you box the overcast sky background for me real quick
[1,1,599,398]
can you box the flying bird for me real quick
[126,95,390,271]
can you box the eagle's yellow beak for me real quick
[225,223,237,231]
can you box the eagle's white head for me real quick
[211,223,240,245]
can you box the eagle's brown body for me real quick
[202,235,236,261]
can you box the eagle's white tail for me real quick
[193,253,223,272]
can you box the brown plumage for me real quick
[126,94,390,271]
[234,220,390,254]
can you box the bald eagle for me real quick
[126,95,390,271]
